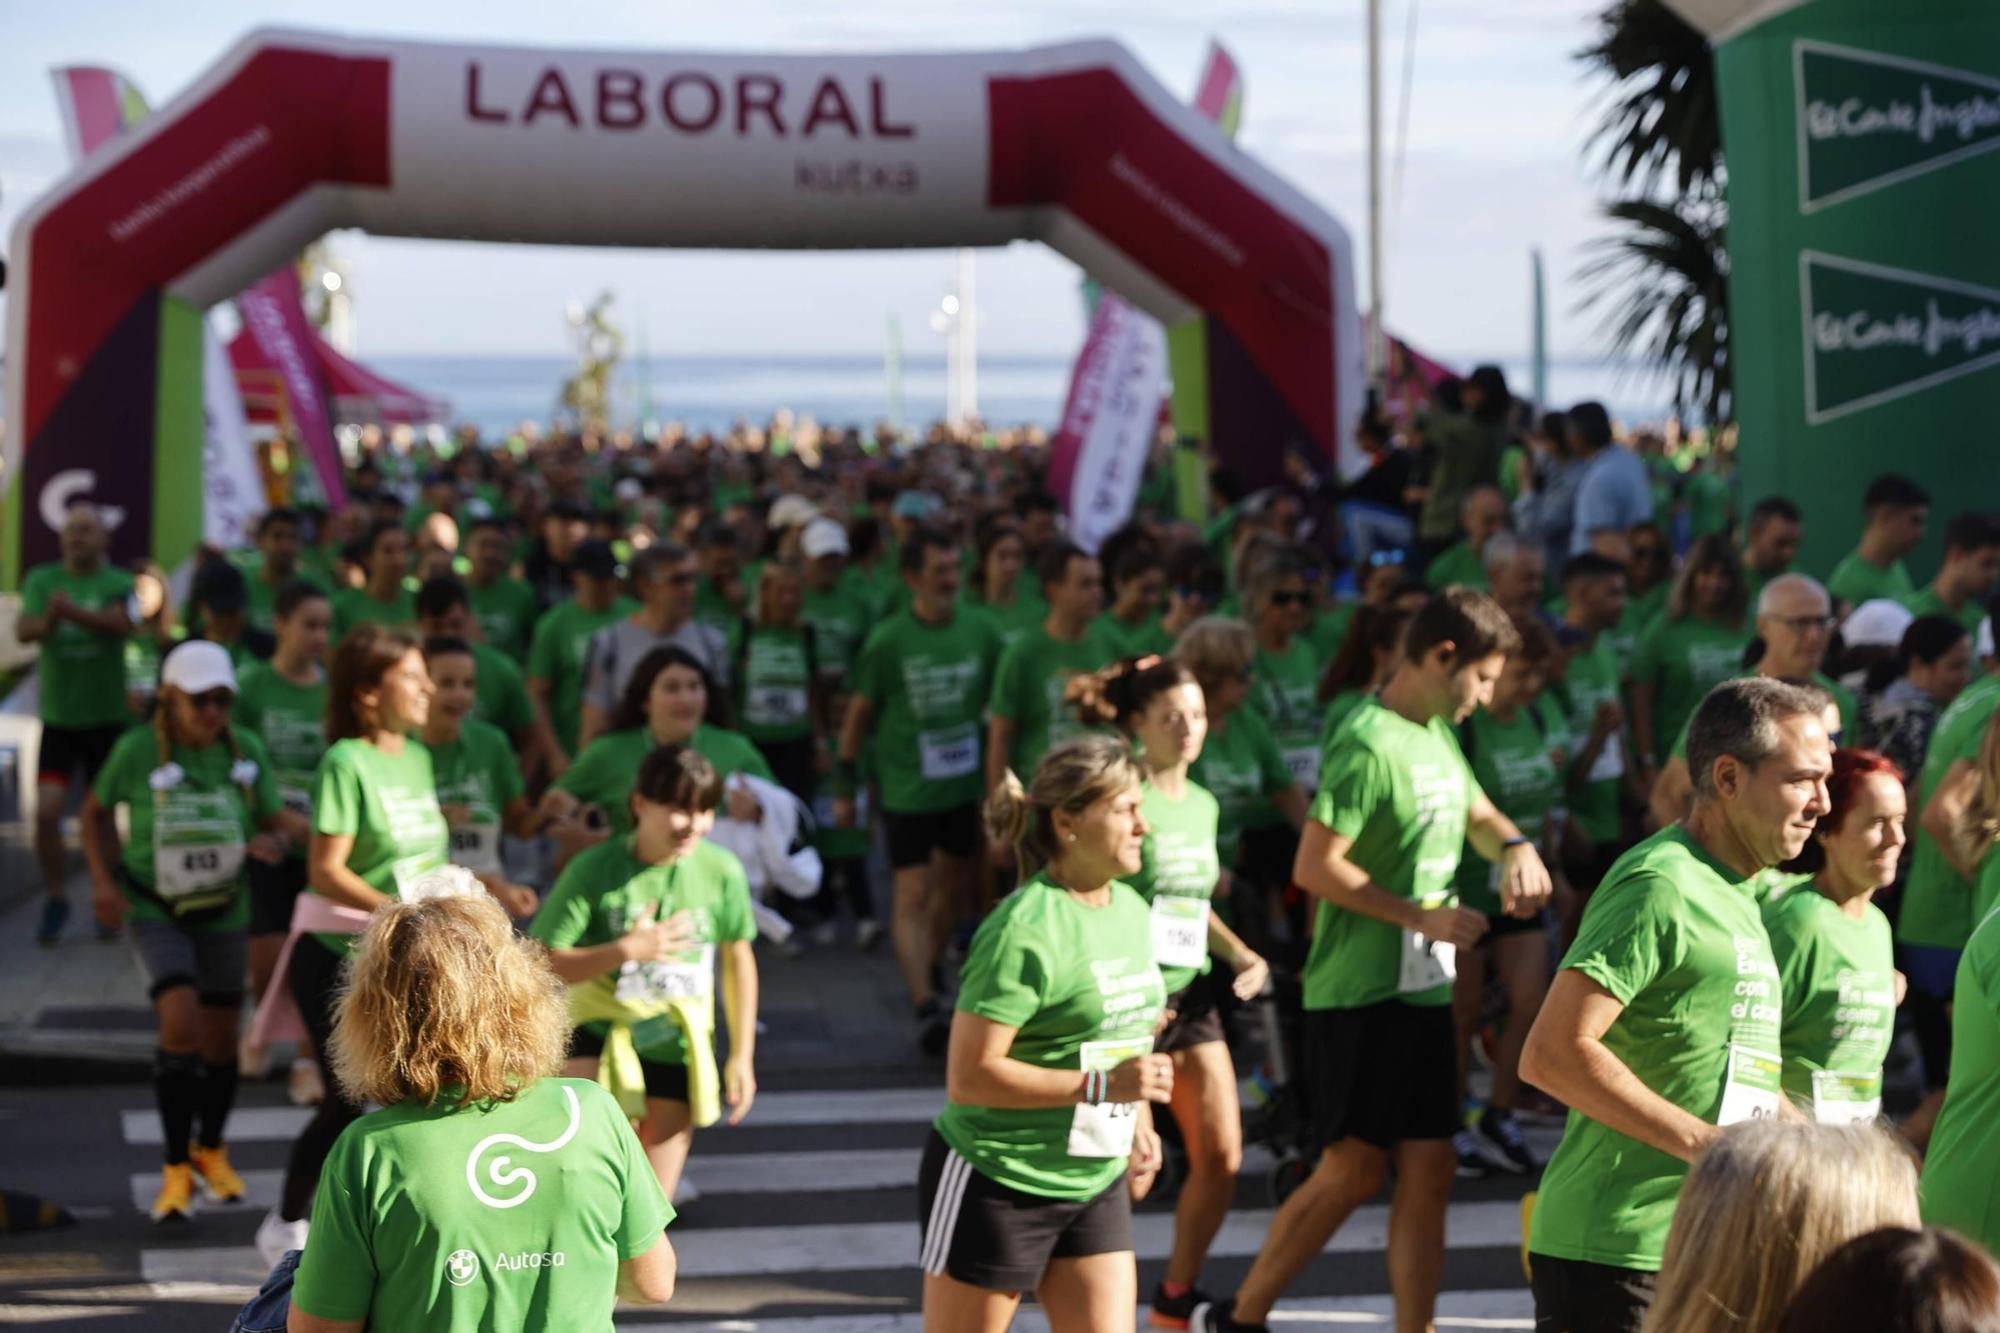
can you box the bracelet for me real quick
[1501,836,1530,850]
[1083,1070,1106,1105]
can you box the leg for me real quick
[1386,1139,1456,1333]
[922,1272,1021,1333]
[1164,1040,1243,1289]
[1489,931,1548,1111]
[932,849,973,963]
[1041,1251,1138,1333]
[1449,938,1490,1106]
[637,1097,696,1201]
[1229,1138,1389,1324]
[34,778,68,898]
[196,1003,243,1149]
[154,985,202,1166]
[892,863,939,1005]
[277,938,365,1221]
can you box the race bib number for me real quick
[1282,747,1319,789]
[918,724,979,781]
[616,944,715,1003]
[1151,896,1210,971]
[1716,1044,1784,1125]
[449,821,502,876]
[1068,1036,1154,1159]
[747,686,809,728]
[153,821,247,901]
[1810,1069,1882,1125]
[1398,894,1457,994]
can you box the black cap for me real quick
[573,540,619,580]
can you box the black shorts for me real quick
[1481,907,1551,941]
[568,1025,692,1103]
[1530,1254,1657,1333]
[917,1128,1132,1291]
[884,804,980,870]
[1157,972,1226,1054]
[248,857,310,936]
[1303,999,1459,1150]
[38,723,123,788]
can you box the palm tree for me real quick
[1576,0,1731,424]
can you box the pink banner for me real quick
[1048,298,1168,554]
[234,270,348,508]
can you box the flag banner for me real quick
[1049,298,1170,554]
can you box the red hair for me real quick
[1822,748,1904,836]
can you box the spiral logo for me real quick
[465,1085,582,1209]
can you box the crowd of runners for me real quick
[17,381,2000,1332]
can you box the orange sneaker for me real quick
[189,1144,247,1203]
[151,1163,196,1222]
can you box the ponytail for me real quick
[1066,656,1199,734]
[982,735,1145,882]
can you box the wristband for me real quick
[1084,1070,1106,1105]
[1501,836,1530,850]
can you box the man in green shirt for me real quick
[1740,496,1803,610]
[834,526,1001,1055]
[1200,588,1551,1333]
[415,577,551,774]
[1550,552,1632,882]
[988,542,1110,787]
[798,518,871,688]
[527,541,635,772]
[1520,677,1832,1331]
[331,521,418,640]
[18,504,135,944]
[463,517,539,663]
[1900,511,2000,635]
[1827,473,1928,612]
[244,507,308,636]
[1421,485,1506,592]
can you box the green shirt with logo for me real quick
[1551,637,1624,843]
[291,1076,671,1333]
[1763,886,1895,1114]
[234,662,328,856]
[736,625,816,745]
[1920,907,2000,1255]
[1128,780,1222,995]
[1454,699,1567,916]
[936,874,1166,1200]
[468,575,540,662]
[853,607,1001,815]
[554,725,773,840]
[1530,825,1783,1271]
[989,625,1113,782]
[311,738,450,955]
[1901,676,2000,949]
[528,597,638,757]
[1190,707,1295,861]
[1629,612,1749,757]
[429,721,525,877]
[1826,550,1914,610]
[23,562,135,727]
[1251,635,1326,793]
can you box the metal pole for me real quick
[957,248,979,427]
[1366,0,1385,390]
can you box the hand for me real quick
[1214,868,1235,902]
[1499,842,1554,918]
[623,910,700,963]
[1231,951,1271,1002]
[550,814,608,863]
[546,748,572,780]
[1127,1116,1162,1200]
[725,784,762,823]
[1591,700,1623,741]
[90,877,124,931]
[439,802,474,828]
[45,589,71,620]
[247,833,287,865]
[832,796,856,830]
[1106,1053,1174,1105]
[724,1052,757,1125]
[1894,968,1909,1008]
[490,882,539,918]
[1417,904,1489,949]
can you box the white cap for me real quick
[768,494,820,530]
[398,865,486,903]
[161,640,237,695]
[801,516,850,559]
[1842,598,1914,650]
[1981,616,1995,660]
[613,477,645,502]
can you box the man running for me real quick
[578,544,730,747]
[1521,677,1832,1332]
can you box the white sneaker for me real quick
[855,919,886,952]
[239,1035,273,1080]
[255,1209,310,1266]
[287,1060,325,1107]
[672,1176,701,1206]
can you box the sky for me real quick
[0,0,1629,368]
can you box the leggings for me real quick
[278,934,365,1221]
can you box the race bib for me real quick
[746,685,809,728]
[1398,894,1457,994]
[1586,734,1623,783]
[1810,1069,1882,1125]
[153,820,247,902]
[1151,896,1210,971]
[918,724,979,781]
[1716,1044,1784,1125]
[1282,747,1320,789]
[1068,1036,1154,1159]
[615,944,716,1003]
[449,821,502,876]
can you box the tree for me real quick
[1576,0,1732,425]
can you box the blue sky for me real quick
[1,0,1622,365]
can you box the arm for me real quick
[617,1234,677,1306]
[64,600,134,637]
[1206,911,1270,1001]
[528,676,570,774]
[945,1011,1172,1109]
[721,938,759,1125]
[1519,969,1719,1163]
[1291,820,1487,947]
[1568,700,1621,786]
[1270,784,1309,831]
[288,1309,366,1333]
[986,716,1017,795]
[1925,759,1982,878]
[1648,756,1694,832]
[1628,681,1660,779]
[577,701,609,750]
[79,790,126,929]
[831,694,875,826]
[1466,788,1554,918]
[306,832,394,911]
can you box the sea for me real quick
[368,352,1681,439]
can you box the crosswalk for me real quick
[115,1077,1547,1328]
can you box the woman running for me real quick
[420,634,539,913]
[81,640,306,1220]
[533,744,760,1205]
[1075,658,1270,1328]
[732,559,829,803]
[921,734,1173,1333]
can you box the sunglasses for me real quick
[1270,591,1313,608]
[1176,584,1223,602]
[186,689,235,712]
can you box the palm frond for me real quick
[1578,198,1732,424]
[1576,0,1721,195]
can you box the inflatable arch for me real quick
[3,28,1361,579]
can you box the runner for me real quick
[1628,532,1752,795]
[420,636,540,913]
[1196,587,1548,1333]
[243,508,307,637]
[1074,658,1270,1329]
[988,543,1110,791]
[1603,520,1671,677]
[527,539,635,774]
[187,561,271,669]
[79,640,305,1220]
[1521,677,1832,1332]
[1900,512,2000,635]
[921,735,1172,1333]
[1547,552,1631,906]
[330,520,417,638]
[732,559,828,802]
[1919,859,2000,1257]
[968,516,1049,647]
[233,582,333,1102]
[835,526,1003,1055]
[1094,539,1172,660]
[1765,748,1903,1124]
[18,504,135,944]
[1314,604,1413,754]
[577,543,729,748]
[412,576,544,760]
[1741,497,1804,608]
[1421,486,1507,591]
[534,744,760,1206]
[1827,474,1929,612]
[462,515,540,662]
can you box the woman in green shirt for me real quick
[923,735,1170,1332]
[288,894,675,1333]
[420,636,538,913]
[1075,658,1269,1327]
[967,516,1048,647]
[80,640,305,1222]
[1314,603,1413,758]
[732,559,829,801]
[1245,550,1324,794]
[534,745,761,1209]
[1629,532,1751,785]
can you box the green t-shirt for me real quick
[1454,699,1567,915]
[852,607,1001,814]
[23,562,136,727]
[1191,707,1294,860]
[1977,844,2000,928]
[1920,906,2000,1254]
[800,583,872,686]
[291,1076,671,1333]
[1901,586,1989,636]
[1304,697,1478,1010]
[90,726,280,929]
[1684,469,1733,539]
[1668,669,1858,761]
[332,586,418,640]
[1423,539,1490,592]
[532,837,755,1066]
[468,575,540,662]
[243,566,297,638]
[429,720,525,877]
[234,662,328,852]
[1089,612,1172,662]
[1629,612,1749,758]
[1550,636,1624,843]
[311,737,451,954]
[1827,550,1914,609]
[989,625,1112,781]
[1900,675,2000,949]
[974,592,1052,649]
[528,597,638,757]
[1250,635,1326,792]
[1128,779,1222,995]
[471,642,535,741]
[1604,582,1668,679]
[1763,886,1895,1115]
[1309,604,1357,661]
[935,874,1167,1200]
[736,625,815,744]
[1530,825,1783,1271]
[1316,687,1373,762]
[554,724,773,839]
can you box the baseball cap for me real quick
[769,494,820,530]
[161,639,238,696]
[1842,598,1914,650]
[573,539,620,580]
[801,517,851,560]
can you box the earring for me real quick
[1067,833,1077,842]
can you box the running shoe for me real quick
[95,918,121,942]
[189,1144,247,1203]
[255,1209,310,1266]
[35,897,69,946]
[1476,1107,1538,1174]
[808,920,840,948]
[287,1060,325,1108]
[150,1163,196,1222]
[1149,1281,1217,1329]
[239,1035,273,1080]
[855,919,885,952]
[916,999,951,1057]
[1453,1129,1491,1179]
[1189,1300,1269,1333]
[673,1175,701,1205]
